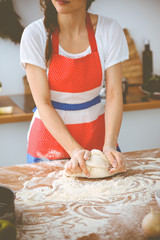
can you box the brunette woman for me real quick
[20,0,129,177]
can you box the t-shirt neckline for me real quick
[58,15,100,57]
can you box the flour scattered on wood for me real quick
[16,157,160,205]
[15,157,160,240]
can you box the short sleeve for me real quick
[20,20,47,70]
[104,20,129,69]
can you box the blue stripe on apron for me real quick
[52,95,101,111]
[27,153,49,163]
[33,95,101,112]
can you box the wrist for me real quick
[69,146,83,158]
[103,144,117,152]
[103,136,118,152]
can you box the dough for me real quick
[64,149,116,179]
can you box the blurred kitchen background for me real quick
[0,0,160,166]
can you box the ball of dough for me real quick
[64,149,115,179]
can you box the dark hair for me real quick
[40,0,95,66]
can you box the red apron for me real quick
[27,13,105,162]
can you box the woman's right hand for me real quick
[65,149,91,178]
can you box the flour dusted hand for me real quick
[64,149,117,178]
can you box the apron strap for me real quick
[52,13,98,54]
[52,27,59,54]
[86,13,98,53]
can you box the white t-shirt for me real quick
[20,15,129,84]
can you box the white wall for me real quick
[91,0,160,75]
[0,0,160,166]
[0,122,30,167]
[119,109,160,152]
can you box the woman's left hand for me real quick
[103,148,126,174]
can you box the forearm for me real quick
[38,103,82,156]
[103,63,123,151]
[103,92,123,150]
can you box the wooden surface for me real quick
[123,85,160,111]
[0,149,160,240]
[122,29,143,85]
[0,87,160,124]
[0,94,34,124]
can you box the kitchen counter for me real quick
[0,86,160,124]
[0,94,34,124]
[0,148,160,240]
[123,85,160,111]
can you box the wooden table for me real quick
[0,149,160,240]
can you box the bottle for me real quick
[142,40,153,83]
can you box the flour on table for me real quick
[16,157,160,205]
[64,149,117,178]
[15,156,160,240]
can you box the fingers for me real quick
[110,155,126,174]
[65,160,81,175]
[84,150,91,161]
[75,150,90,177]
[78,156,90,178]
[65,149,90,178]
[106,151,117,168]
[72,161,82,173]
[104,150,126,174]
[65,161,73,175]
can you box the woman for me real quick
[20,0,129,177]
